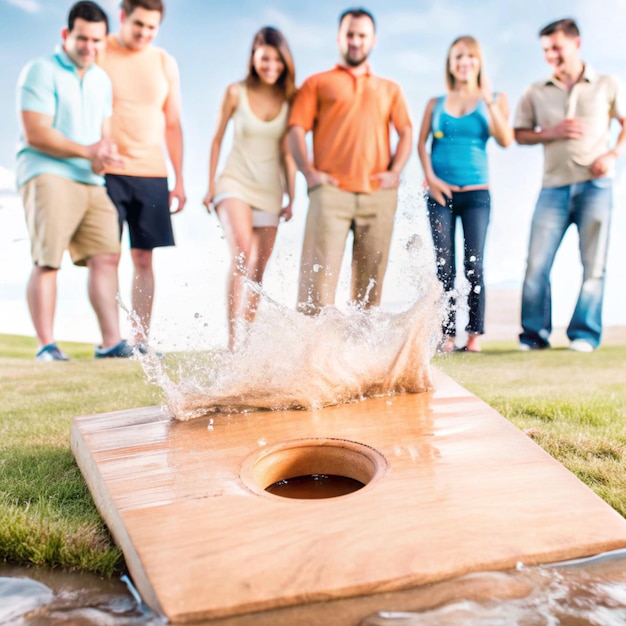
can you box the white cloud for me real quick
[5,0,41,13]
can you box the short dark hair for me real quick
[121,0,164,18]
[339,7,376,31]
[68,1,109,33]
[539,18,580,38]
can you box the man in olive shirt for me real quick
[515,18,625,352]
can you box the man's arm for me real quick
[372,124,412,190]
[21,110,97,160]
[287,125,337,189]
[590,116,626,177]
[18,59,96,160]
[515,119,583,145]
[163,54,186,214]
[390,124,413,175]
[21,109,122,176]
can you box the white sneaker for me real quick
[569,339,595,353]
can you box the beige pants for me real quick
[20,174,120,268]
[297,184,398,314]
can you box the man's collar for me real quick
[335,62,372,77]
[54,45,76,70]
[545,62,596,87]
[54,44,95,74]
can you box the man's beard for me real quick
[343,50,368,67]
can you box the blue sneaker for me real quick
[35,343,70,362]
[94,339,134,359]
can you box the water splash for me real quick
[134,224,445,419]
[127,185,447,419]
[139,274,441,419]
[361,550,626,626]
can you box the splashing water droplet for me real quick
[134,191,446,421]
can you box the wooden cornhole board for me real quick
[71,369,626,623]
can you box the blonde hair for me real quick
[446,35,483,90]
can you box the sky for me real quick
[1,0,626,347]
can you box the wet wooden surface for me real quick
[71,369,626,623]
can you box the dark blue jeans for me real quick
[427,190,491,336]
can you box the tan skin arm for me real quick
[21,110,123,175]
[515,116,624,179]
[22,109,97,160]
[479,77,513,147]
[163,54,186,214]
[371,123,413,189]
[202,83,238,211]
[417,98,452,205]
[287,124,338,189]
[515,119,584,145]
[485,94,514,147]
[590,116,626,177]
[280,132,297,221]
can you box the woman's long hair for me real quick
[246,26,297,102]
[445,35,483,90]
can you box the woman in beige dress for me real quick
[203,27,297,350]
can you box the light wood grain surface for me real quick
[71,369,626,622]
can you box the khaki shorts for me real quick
[298,184,398,314]
[20,174,121,268]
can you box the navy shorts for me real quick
[105,174,175,250]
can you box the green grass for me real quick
[435,342,626,516]
[0,334,163,576]
[1,334,625,576]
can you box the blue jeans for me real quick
[427,190,491,336]
[520,178,613,349]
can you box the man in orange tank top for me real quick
[100,0,186,351]
[289,8,412,315]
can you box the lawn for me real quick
[0,333,624,576]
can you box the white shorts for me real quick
[213,193,280,228]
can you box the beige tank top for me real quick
[214,83,288,214]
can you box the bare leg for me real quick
[27,265,58,348]
[465,333,482,352]
[439,337,456,353]
[86,253,122,349]
[130,248,154,344]
[245,226,278,324]
[216,198,257,350]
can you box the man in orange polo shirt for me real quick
[288,7,412,315]
[100,0,186,350]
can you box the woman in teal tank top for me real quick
[417,36,513,352]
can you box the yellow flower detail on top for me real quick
[434,131,444,139]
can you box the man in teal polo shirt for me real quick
[16,1,133,360]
